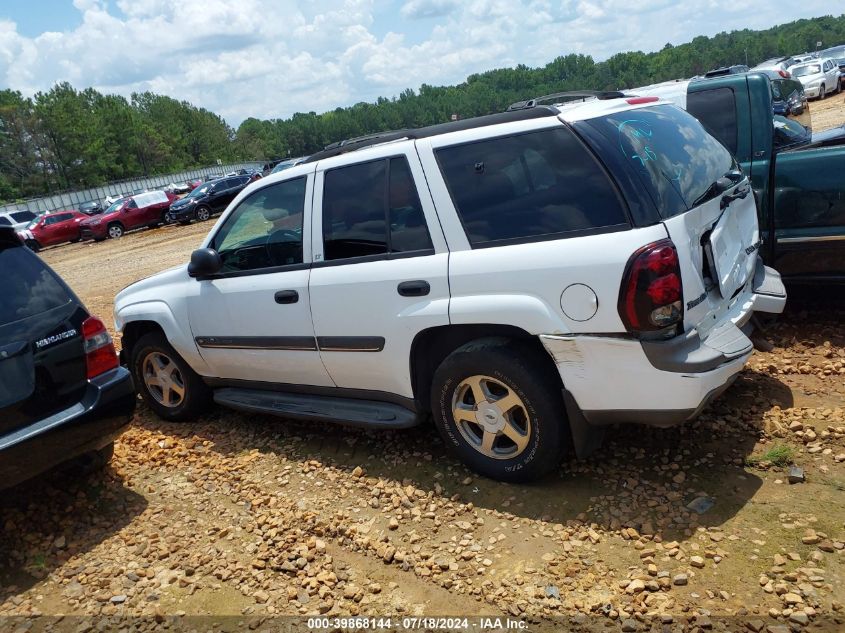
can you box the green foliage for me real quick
[236,14,845,159]
[2,14,844,204]
[746,444,795,467]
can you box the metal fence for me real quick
[0,162,264,216]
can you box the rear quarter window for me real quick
[686,87,739,155]
[0,244,73,325]
[435,127,629,247]
[584,105,735,218]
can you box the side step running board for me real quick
[213,388,420,429]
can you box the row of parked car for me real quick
[754,47,845,100]
[700,46,845,119]
[11,169,270,251]
[10,161,317,251]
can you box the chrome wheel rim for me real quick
[451,375,531,460]
[142,351,186,408]
[108,226,122,238]
[197,208,210,220]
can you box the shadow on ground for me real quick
[0,458,147,597]
[133,363,791,543]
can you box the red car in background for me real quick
[79,191,177,240]
[17,210,88,251]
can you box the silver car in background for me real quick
[791,58,842,99]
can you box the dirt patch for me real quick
[810,93,845,131]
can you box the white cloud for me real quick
[400,0,459,20]
[0,1,840,125]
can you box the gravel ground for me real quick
[2,101,845,631]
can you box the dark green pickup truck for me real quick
[635,73,845,283]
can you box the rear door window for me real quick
[0,244,73,325]
[584,105,735,218]
[435,128,628,247]
[686,88,738,154]
[322,156,433,260]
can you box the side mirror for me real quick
[188,248,222,278]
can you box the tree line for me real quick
[2,14,844,203]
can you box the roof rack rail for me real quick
[304,106,559,163]
[323,130,409,151]
[507,90,626,111]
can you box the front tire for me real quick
[819,85,826,100]
[107,223,124,239]
[24,239,40,252]
[130,332,211,421]
[195,206,211,221]
[431,338,567,483]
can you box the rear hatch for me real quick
[582,104,759,336]
[0,238,88,438]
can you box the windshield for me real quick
[105,199,125,213]
[822,46,845,59]
[773,115,811,149]
[187,183,212,197]
[584,104,735,218]
[26,217,40,229]
[793,65,820,77]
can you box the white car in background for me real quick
[0,210,38,232]
[790,58,842,99]
[752,56,797,73]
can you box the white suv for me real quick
[115,92,786,482]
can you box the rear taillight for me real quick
[82,316,119,379]
[619,239,683,333]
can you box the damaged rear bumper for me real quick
[540,260,786,454]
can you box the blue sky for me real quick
[0,1,842,125]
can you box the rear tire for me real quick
[130,332,211,421]
[430,338,567,483]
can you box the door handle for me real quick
[274,290,299,304]
[397,280,430,297]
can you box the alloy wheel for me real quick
[197,207,210,221]
[142,351,186,408]
[451,375,531,460]
[108,225,123,238]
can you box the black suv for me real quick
[78,200,103,216]
[0,228,135,489]
[168,175,252,224]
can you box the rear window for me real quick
[435,128,628,247]
[687,88,739,154]
[584,105,735,218]
[0,244,73,325]
[11,211,35,223]
[0,217,10,226]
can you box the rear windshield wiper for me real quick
[691,169,744,208]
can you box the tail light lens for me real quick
[618,239,683,333]
[82,316,119,379]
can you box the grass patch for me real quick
[746,444,794,468]
[30,553,46,570]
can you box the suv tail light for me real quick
[82,316,119,379]
[619,239,683,333]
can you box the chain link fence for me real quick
[0,162,264,217]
